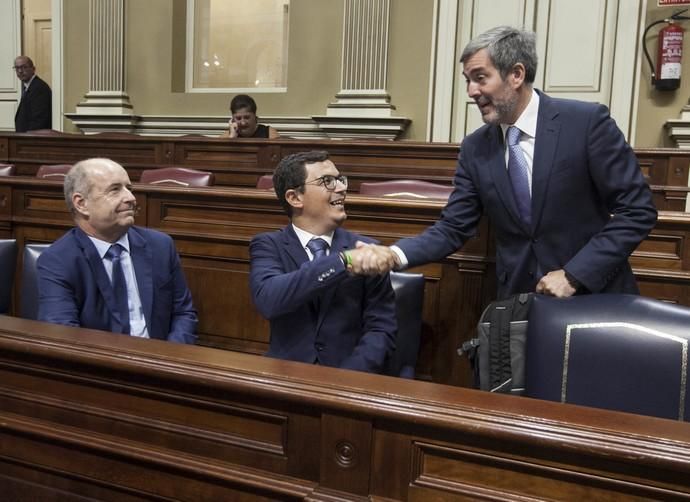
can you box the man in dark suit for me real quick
[250,150,397,373]
[37,158,197,344]
[352,26,657,300]
[14,56,52,132]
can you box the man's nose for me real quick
[467,81,480,98]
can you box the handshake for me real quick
[339,241,401,276]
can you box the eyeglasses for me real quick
[12,65,32,71]
[302,174,348,191]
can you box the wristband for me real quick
[340,250,353,270]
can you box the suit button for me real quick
[532,238,538,243]
[528,271,534,277]
[315,343,324,351]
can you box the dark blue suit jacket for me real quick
[15,75,52,132]
[250,226,397,373]
[37,226,197,343]
[397,91,657,299]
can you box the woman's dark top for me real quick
[244,124,270,138]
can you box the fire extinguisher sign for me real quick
[659,0,690,5]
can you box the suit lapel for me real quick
[530,92,561,231]
[282,225,309,269]
[485,125,530,233]
[129,228,154,332]
[74,228,124,330]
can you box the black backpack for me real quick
[459,293,534,395]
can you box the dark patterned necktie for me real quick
[506,126,532,224]
[105,244,130,334]
[307,238,329,260]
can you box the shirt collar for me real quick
[23,75,36,90]
[500,88,539,140]
[88,233,131,259]
[292,224,334,250]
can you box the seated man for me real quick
[37,158,197,344]
[250,150,396,373]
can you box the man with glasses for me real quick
[250,150,397,373]
[13,56,52,132]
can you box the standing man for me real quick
[38,158,198,344]
[14,56,52,132]
[353,26,656,300]
[250,150,396,373]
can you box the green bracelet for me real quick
[340,250,353,268]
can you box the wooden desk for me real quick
[2,177,689,386]
[1,132,689,210]
[1,316,689,500]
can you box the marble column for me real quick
[314,0,408,139]
[71,0,136,132]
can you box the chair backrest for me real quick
[256,174,274,189]
[0,163,15,176]
[525,294,690,421]
[36,164,72,180]
[0,239,18,314]
[359,180,454,200]
[139,167,215,187]
[383,271,425,378]
[21,244,51,320]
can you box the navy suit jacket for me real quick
[15,75,52,132]
[397,91,657,299]
[37,226,197,343]
[250,226,397,373]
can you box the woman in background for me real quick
[221,94,279,139]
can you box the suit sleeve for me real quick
[249,234,348,319]
[338,273,397,373]
[165,243,198,344]
[396,144,483,267]
[37,251,81,327]
[27,81,52,131]
[563,104,657,292]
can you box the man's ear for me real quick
[73,193,89,217]
[509,62,526,88]
[285,189,304,211]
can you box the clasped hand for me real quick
[345,241,400,275]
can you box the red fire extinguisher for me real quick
[643,9,690,91]
[656,22,684,91]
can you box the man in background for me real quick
[250,150,396,373]
[38,158,198,344]
[351,26,656,300]
[14,55,52,132]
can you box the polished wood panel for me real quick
[1,316,689,500]
[3,132,687,209]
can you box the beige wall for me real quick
[126,0,343,118]
[63,0,89,132]
[635,4,690,148]
[62,0,434,139]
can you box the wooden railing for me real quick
[1,315,689,500]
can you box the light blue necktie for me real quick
[307,238,329,260]
[506,126,531,224]
[106,244,131,335]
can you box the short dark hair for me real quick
[230,94,258,114]
[460,26,537,84]
[273,150,330,217]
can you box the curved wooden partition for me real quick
[1,315,690,500]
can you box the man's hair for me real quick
[460,26,537,84]
[273,150,330,217]
[230,94,258,114]
[15,56,35,67]
[63,158,115,215]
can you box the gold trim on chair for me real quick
[562,322,688,421]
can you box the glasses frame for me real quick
[300,174,348,191]
[12,65,32,71]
